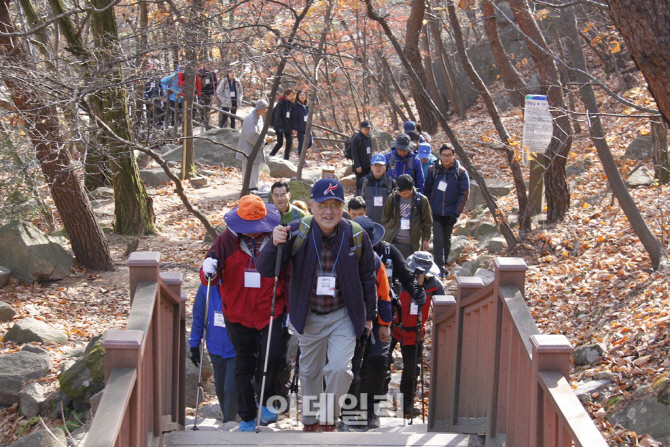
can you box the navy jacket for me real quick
[189,284,236,359]
[291,102,309,133]
[424,159,470,217]
[351,131,372,170]
[257,218,377,337]
[272,97,294,133]
[385,149,425,193]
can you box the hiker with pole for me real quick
[257,178,378,432]
[389,251,442,420]
[200,195,287,432]
[189,259,238,427]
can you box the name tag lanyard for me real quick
[244,238,262,288]
[312,229,344,291]
[374,179,384,207]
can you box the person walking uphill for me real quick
[200,195,288,432]
[351,121,373,184]
[385,134,425,193]
[424,143,469,276]
[270,89,296,160]
[237,100,269,192]
[257,178,377,432]
[355,153,396,225]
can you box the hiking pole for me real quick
[408,267,425,425]
[192,251,217,431]
[289,348,301,426]
[256,242,284,432]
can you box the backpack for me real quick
[291,216,364,259]
[360,174,394,195]
[343,133,356,160]
[388,152,418,184]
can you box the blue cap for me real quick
[311,178,345,203]
[417,143,432,158]
[371,153,386,165]
[403,121,416,133]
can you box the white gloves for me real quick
[202,257,218,279]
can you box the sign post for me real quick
[522,95,553,215]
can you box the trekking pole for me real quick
[256,242,284,432]
[408,267,425,425]
[289,348,301,426]
[192,251,217,431]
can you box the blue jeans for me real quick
[210,354,238,422]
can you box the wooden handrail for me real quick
[85,368,137,447]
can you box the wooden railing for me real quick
[85,252,186,447]
[429,257,607,447]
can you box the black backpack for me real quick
[344,132,358,160]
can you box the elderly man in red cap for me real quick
[200,194,286,432]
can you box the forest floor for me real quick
[0,73,669,446]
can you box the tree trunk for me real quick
[0,0,114,271]
[560,4,667,270]
[447,0,531,235]
[421,26,450,117]
[506,0,572,223]
[651,118,670,184]
[479,0,527,107]
[380,55,417,123]
[404,0,439,134]
[607,0,670,124]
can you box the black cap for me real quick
[407,131,420,142]
[394,133,411,150]
[360,121,372,128]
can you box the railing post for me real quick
[178,291,186,428]
[128,252,161,304]
[493,257,528,294]
[428,294,457,431]
[160,272,183,298]
[530,334,573,447]
[456,276,485,301]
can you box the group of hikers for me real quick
[188,97,471,433]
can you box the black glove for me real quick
[412,289,427,307]
[447,214,459,226]
[190,346,201,367]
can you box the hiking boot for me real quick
[303,422,321,432]
[337,420,355,432]
[322,424,337,432]
[367,413,380,429]
[260,406,277,425]
[238,420,256,432]
[403,406,422,419]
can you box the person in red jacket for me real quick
[201,195,287,432]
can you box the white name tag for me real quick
[205,79,210,84]
[214,311,225,327]
[230,91,235,97]
[410,302,419,315]
[400,218,410,230]
[437,180,447,191]
[374,196,383,207]
[304,115,308,122]
[286,111,291,118]
[244,271,261,288]
[150,82,155,89]
[316,275,336,296]
[366,146,371,154]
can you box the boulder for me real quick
[340,174,357,189]
[473,222,497,239]
[21,344,52,370]
[88,187,114,200]
[89,389,104,419]
[189,177,208,188]
[265,157,298,178]
[574,380,610,403]
[288,180,312,205]
[342,164,354,177]
[0,266,10,288]
[139,167,180,186]
[19,381,48,418]
[610,395,670,443]
[478,234,507,254]
[474,268,495,286]
[454,218,480,237]
[5,318,67,344]
[573,343,605,366]
[59,336,105,403]
[472,254,493,273]
[0,220,75,283]
[623,135,654,160]
[0,351,50,405]
[447,236,468,265]
[465,179,513,211]
[162,127,242,167]
[371,130,394,152]
[7,428,66,447]
[47,391,72,419]
[626,167,655,188]
[0,301,16,321]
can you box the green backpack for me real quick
[290,216,364,259]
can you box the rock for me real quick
[342,164,354,177]
[0,220,75,283]
[595,371,618,382]
[47,392,71,419]
[287,180,312,205]
[340,174,357,189]
[19,381,48,418]
[451,265,473,278]
[0,266,10,288]
[623,135,654,160]
[139,167,180,186]
[610,396,670,442]
[472,254,493,272]
[189,177,208,188]
[473,222,497,239]
[575,380,610,403]
[474,268,495,286]
[59,336,105,404]
[21,344,52,370]
[88,187,114,200]
[478,234,507,254]
[5,318,67,344]
[371,130,394,152]
[0,301,16,321]
[203,224,227,244]
[162,127,242,167]
[89,390,104,419]
[0,351,50,405]
[265,157,298,178]
[566,160,586,177]
[455,218,481,237]
[447,236,468,265]
[626,167,655,188]
[573,343,605,366]
[465,179,513,211]
[7,428,66,447]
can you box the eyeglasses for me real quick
[441,153,454,158]
[316,202,344,210]
[272,193,287,199]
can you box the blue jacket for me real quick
[257,218,378,337]
[161,72,181,102]
[419,153,437,180]
[385,149,425,193]
[424,159,470,217]
[189,284,236,359]
[291,102,309,133]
